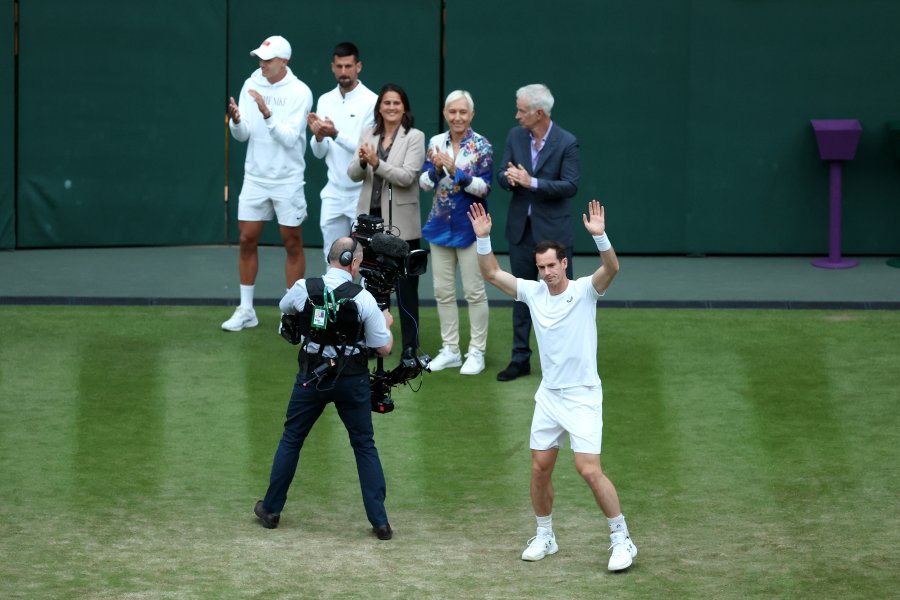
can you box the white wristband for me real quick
[476,236,492,255]
[593,233,611,252]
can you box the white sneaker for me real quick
[221,307,258,331]
[459,349,485,375]
[607,532,637,571]
[521,528,558,561]
[426,346,462,372]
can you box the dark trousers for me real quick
[394,238,421,351]
[507,219,574,364]
[262,370,388,528]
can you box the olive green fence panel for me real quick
[16,0,226,247]
[446,0,900,254]
[12,1,900,254]
[0,2,14,249]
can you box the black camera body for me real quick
[351,214,430,412]
[352,214,428,311]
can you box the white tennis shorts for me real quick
[530,382,604,454]
[238,179,307,226]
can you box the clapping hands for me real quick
[427,147,456,177]
[505,162,531,187]
[308,113,337,141]
[358,143,378,167]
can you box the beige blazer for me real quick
[348,126,426,240]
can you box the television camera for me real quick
[351,214,428,310]
[351,214,430,413]
[279,214,430,414]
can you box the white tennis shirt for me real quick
[517,276,604,389]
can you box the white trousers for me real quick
[319,194,358,265]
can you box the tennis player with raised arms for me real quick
[468,199,638,571]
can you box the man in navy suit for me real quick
[496,84,580,381]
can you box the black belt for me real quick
[299,349,368,377]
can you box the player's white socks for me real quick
[536,514,553,534]
[239,284,255,309]
[608,513,629,536]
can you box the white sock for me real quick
[239,284,255,310]
[536,514,553,535]
[608,514,628,536]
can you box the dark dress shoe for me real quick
[373,523,393,540]
[497,360,530,382]
[254,500,280,529]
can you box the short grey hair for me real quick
[444,89,474,111]
[516,83,554,116]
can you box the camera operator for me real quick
[253,237,396,541]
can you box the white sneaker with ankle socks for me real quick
[426,346,462,372]
[607,531,637,571]
[221,306,258,331]
[521,527,558,561]
[460,349,485,375]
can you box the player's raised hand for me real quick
[468,202,492,238]
[582,199,606,236]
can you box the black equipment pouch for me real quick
[296,278,368,376]
[280,313,303,345]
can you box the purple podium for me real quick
[810,119,861,269]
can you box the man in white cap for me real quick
[223,35,313,332]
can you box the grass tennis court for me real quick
[1,305,898,599]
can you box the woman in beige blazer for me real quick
[348,83,426,357]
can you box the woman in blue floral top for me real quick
[419,90,493,375]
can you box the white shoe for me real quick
[521,528,558,561]
[221,307,258,331]
[426,346,462,372]
[607,532,637,571]
[459,349,485,375]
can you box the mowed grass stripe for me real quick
[2,306,899,599]
[158,339,256,503]
[1,334,82,509]
[603,310,772,596]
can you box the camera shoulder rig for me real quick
[281,278,368,378]
[281,279,364,345]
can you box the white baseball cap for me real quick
[250,35,291,60]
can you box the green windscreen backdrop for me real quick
[16,0,226,248]
[7,0,900,254]
[226,0,442,248]
[446,0,900,254]
[0,2,13,249]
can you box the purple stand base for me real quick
[812,161,857,270]
[811,257,858,269]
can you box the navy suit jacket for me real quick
[497,122,580,246]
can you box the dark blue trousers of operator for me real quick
[261,370,388,528]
